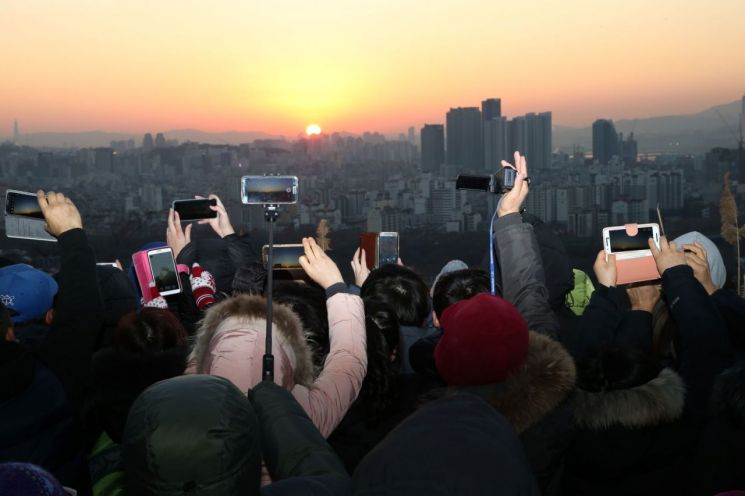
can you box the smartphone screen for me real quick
[148,249,180,294]
[378,232,399,266]
[241,176,298,204]
[5,191,44,219]
[262,244,304,269]
[173,198,217,221]
[609,227,655,252]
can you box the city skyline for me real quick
[2,0,744,136]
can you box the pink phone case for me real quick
[614,224,660,285]
[132,250,160,302]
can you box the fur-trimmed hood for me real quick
[573,368,686,430]
[188,294,315,394]
[459,331,577,433]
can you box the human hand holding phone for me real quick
[37,190,83,237]
[593,250,617,288]
[648,236,687,276]
[299,237,344,289]
[351,247,370,286]
[196,194,235,238]
[497,151,530,217]
[167,208,192,259]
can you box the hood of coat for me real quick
[189,294,315,394]
[573,367,686,430]
[458,331,577,434]
[353,392,540,495]
[123,375,261,496]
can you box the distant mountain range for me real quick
[6,99,743,153]
[554,99,743,154]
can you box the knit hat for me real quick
[0,463,67,496]
[672,231,726,289]
[431,260,469,297]
[0,264,59,324]
[435,293,529,386]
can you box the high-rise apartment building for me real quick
[446,107,482,170]
[421,124,445,173]
[483,117,508,170]
[481,98,502,121]
[592,119,619,164]
[525,112,552,170]
[143,133,154,151]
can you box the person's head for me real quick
[0,302,13,342]
[114,309,187,353]
[435,293,529,386]
[576,346,663,392]
[232,263,267,296]
[361,264,429,327]
[0,463,67,496]
[672,231,726,289]
[357,300,401,424]
[431,268,490,324]
[0,264,58,326]
[272,281,329,374]
[123,375,261,496]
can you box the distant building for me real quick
[618,132,638,164]
[446,107,482,170]
[508,116,526,160]
[143,133,154,151]
[155,133,166,148]
[13,119,19,143]
[525,112,552,170]
[592,119,619,164]
[421,124,445,173]
[741,94,745,141]
[94,147,114,173]
[481,98,502,121]
[483,116,508,170]
[408,126,416,146]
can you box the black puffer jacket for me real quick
[352,392,540,495]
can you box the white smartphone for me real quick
[602,223,660,260]
[147,247,182,296]
[378,232,399,266]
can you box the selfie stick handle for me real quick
[263,204,279,382]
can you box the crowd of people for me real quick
[1,152,744,495]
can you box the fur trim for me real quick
[573,367,686,430]
[188,294,315,387]
[462,331,577,433]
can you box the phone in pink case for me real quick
[602,223,661,285]
[132,249,159,302]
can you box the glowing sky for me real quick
[1,0,744,136]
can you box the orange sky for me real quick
[1,0,744,136]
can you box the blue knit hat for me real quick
[0,264,59,324]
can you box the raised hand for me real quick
[626,282,662,313]
[196,194,235,238]
[299,237,344,290]
[351,247,370,287]
[167,208,192,259]
[497,151,530,217]
[37,190,83,237]
[648,236,687,276]
[683,241,716,295]
[593,250,617,288]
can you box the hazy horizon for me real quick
[2,0,744,136]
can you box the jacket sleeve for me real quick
[291,293,367,438]
[662,265,733,422]
[492,213,558,338]
[43,228,105,408]
[567,285,624,360]
[225,233,256,271]
[251,381,350,490]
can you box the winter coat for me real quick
[352,391,541,495]
[123,375,350,496]
[177,233,256,297]
[95,265,138,349]
[562,265,734,495]
[188,292,367,437]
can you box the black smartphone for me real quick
[172,198,217,221]
[378,232,399,266]
[5,190,44,219]
[241,176,299,205]
[262,244,304,269]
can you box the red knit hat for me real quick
[435,293,529,386]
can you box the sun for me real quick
[306,123,322,136]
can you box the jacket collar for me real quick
[573,367,686,430]
[463,331,577,433]
[189,294,314,387]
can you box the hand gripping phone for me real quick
[602,223,661,285]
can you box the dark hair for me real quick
[273,281,329,373]
[432,269,491,319]
[357,300,401,425]
[0,301,10,336]
[114,309,187,353]
[232,262,267,296]
[361,264,429,327]
[577,346,663,392]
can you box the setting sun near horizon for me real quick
[306,124,322,136]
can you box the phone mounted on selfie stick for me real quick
[262,203,279,382]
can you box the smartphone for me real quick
[603,223,660,259]
[172,198,217,221]
[359,232,379,269]
[5,190,44,219]
[378,232,399,266]
[147,247,182,296]
[261,244,304,269]
[241,176,298,205]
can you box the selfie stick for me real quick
[263,204,279,382]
